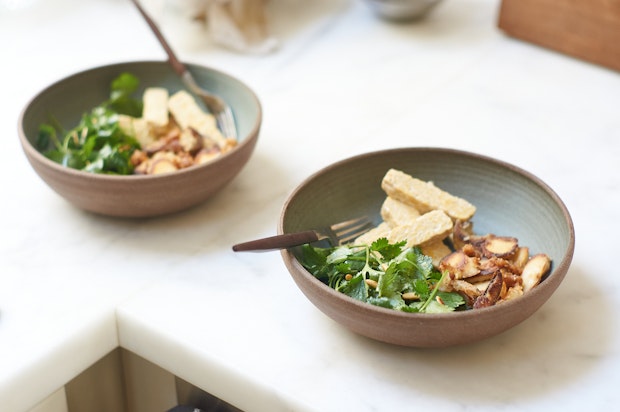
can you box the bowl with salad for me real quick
[18,61,261,217]
[279,147,574,347]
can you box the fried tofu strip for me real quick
[381,169,476,221]
[354,221,392,246]
[420,239,452,268]
[143,87,169,128]
[387,210,453,248]
[168,90,228,146]
[380,196,421,227]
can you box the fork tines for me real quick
[331,216,375,245]
[217,106,237,140]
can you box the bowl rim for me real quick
[17,60,262,182]
[279,146,575,320]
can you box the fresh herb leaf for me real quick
[108,72,143,116]
[38,73,143,175]
[299,241,465,314]
[338,273,368,301]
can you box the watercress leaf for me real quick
[36,124,56,151]
[299,245,327,273]
[111,72,140,95]
[84,157,104,173]
[108,72,143,117]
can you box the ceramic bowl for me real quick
[279,147,575,347]
[18,61,261,218]
[362,0,443,21]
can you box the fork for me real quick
[232,216,375,252]
[130,0,237,139]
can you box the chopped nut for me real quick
[402,292,420,301]
[365,279,378,289]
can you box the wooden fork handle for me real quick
[130,0,188,77]
[232,231,320,252]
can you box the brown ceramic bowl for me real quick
[279,148,575,347]
[18,61,261,218]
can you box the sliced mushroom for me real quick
[511,246,530,270]
[521,254,551,292]
[451,219,475,250]
[481,235,518,258]
[473,271,503,309]
[179,127,204,154]
[439,250,480,279]
[501,284,524,302]
[464,272,496,285]
[449,279,481,307]
[149,158,178,174]
[195,148,222,165]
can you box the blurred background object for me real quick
[172,0,278,54]
[498,0,620,72]
[361,0,444,22]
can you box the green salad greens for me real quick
[299,238,465,313]
[36,72,143,175]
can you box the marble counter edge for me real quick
[115,306,316,412]
[0,308,118,412]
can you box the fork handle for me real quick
[130,0,188,77]
[232,231,320,252]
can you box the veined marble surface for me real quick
[1,0,619,411]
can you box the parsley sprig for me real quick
[299,238,464,313]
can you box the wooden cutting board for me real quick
[498,0,620,72]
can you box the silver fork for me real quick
[130,0,237,139]
[232,216,375,252]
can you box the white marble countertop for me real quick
[1,0,619,411]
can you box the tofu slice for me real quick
[117,114,156,148]
[381,196,421,227]
[420,239,452,268]
[387,210,453,248]
[354,221,392,246]
[381,169,476,221]
[142,87,169,128]
[168,90,226,145]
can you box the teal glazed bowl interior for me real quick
[19,61,261,217]
[279,147,575,347]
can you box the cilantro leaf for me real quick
[338,273,368,301]
[298,240,466,314]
